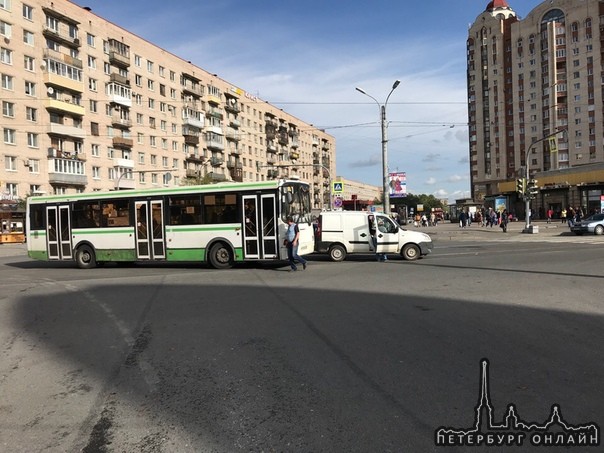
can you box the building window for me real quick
[23,30,34,45]
[24,55,34,71]
[23,4,34,20]
[0,20,11,38]
[89,99,97,112]
[26,106,36,121]
[88,78,97,91]
[29,162,40,174]
[134,54,141,67]
[2,100,14,117]
[147,60,154,73]
[1,73,13,89]
[24,81,35,96]
[27,132,38,147]
[3,127,15,144]
[88,55,96,69]
[1,47,12,64]
[4,155,17,170]
[87,33,95,47]
[45,16,58,32]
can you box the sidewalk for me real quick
[412,219,585,242]
[0,242,27,258]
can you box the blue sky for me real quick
[71,0,544,201]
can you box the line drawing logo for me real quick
[435,359,600,447]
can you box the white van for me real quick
[315,211,433,261]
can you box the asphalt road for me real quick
[1,232,602,452]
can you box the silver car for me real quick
[570,213,604,235]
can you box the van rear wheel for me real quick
[329,244,346,262]
[402,244,420,261]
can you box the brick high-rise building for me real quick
[468,0,604,216]
[0,0,335,210]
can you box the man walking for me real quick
[285,216,307,271]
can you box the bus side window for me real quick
[30,205,46,230]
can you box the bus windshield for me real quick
[281,182,311,224]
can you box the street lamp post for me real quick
[356,80,400,215]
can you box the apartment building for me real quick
[0,0,336,210]
[468,0,604,216]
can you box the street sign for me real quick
[332,182,344,193]
[333,197,343,208]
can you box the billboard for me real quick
[389,172,407,198]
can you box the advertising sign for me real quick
[388,172,407,198]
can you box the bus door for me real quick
[242,194,278,259]
[135,200,165,260]
[46,205,72,260]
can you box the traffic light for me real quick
[516,178,526,195]
[527,179,539,199]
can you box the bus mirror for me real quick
[285,192,293,204]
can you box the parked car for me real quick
[570,213,604,235]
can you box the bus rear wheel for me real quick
[208,242,234,269]
[75,245,97,269]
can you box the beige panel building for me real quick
[468,0,604,216]
[0,0,335,210]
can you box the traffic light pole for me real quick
[522,128,565,233]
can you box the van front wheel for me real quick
[329,244,346,262]
[402,244,420,261]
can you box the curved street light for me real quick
[356,80,400,215]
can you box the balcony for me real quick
[42,26,81,48]
[289,151,300,161]
[111,115,132,129]
[230,118,241,128]
[43,98,85,116]
[109,51,130,68]
[47,123,86,139]
[267,142,278,153]
[206,94,222,105]
[113,158,134,169]
[48,172,88,186]
[267,169,279,179]
[209,172,227,182]
[182,83,203,97]
[185,154,204,163]
[206,107,223,120]
[110,73,130,86]
[206,137,224,151]
[112,136,134,148]
[184,134,200,145]
[225,128,241,141]
[278,132,289,146]
[229,147,241,156]
[224,100,241,113]
[229,167,243,182]
[183,115,204,129]
[43,72,84,93]
[210,157,224,167]
[43,48,83,69]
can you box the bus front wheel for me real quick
[208,242,234,269]
[75,245,97,269]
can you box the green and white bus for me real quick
[26,179,314,269]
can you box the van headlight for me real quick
[421,233,431,241]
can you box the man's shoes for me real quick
[290,268,297,272]
[302,263,307,270]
